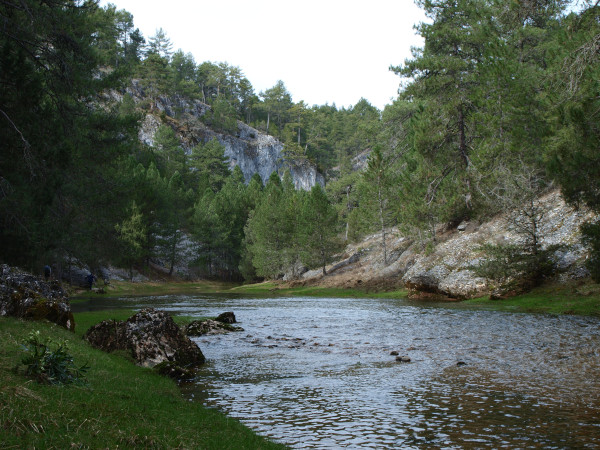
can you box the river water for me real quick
[74,295,600,448]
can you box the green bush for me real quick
[472,243,562,291]
[20,331,89,385]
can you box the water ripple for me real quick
[76,295,600,448]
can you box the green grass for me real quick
[229,279,600,316]
[0,316,287,449]
[463,281,600,316]
[72,309,137,337]
[99,279,242,297]
[229,282,409,299]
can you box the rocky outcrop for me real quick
[84,308,205,378]
[0,265,74,330]
[301,190,595,299]
[126,82,324,191]
[399,190,593,298]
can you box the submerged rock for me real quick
[84,308,205,378]
[0,264,74,331]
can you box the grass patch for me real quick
[101,279,242,297]
[73,309,137,338]
[0,316,287,449]
[463,281,600,316]
[228,281,280,295]
[229,282,409,299]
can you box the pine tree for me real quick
[391,0,491,215]
[358,148,398,264]
[153,125,186,178]
[189,138,230,193]
[545,5,600,280]
[0,0,136,269]
[146,28,173,60]
[245,172,295,278]
[115,201,147,281]
[300,185,341,275]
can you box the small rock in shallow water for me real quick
[396,356,411,363]
[390,351,399,356]
[216,311,236,323]
[457,361,467,366]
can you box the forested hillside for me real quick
[1,0,599,291]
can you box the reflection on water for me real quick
[74,295,600,448]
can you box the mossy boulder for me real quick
[0,265,74,330]
[84,308,205,379]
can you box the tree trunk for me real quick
[458,105,469,168]
[458,105,472,209]
[345,185,352,241]
[377,178,388,265]
[321,242,327,276]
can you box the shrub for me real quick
[20,331,89,385]
[472,243,563,292]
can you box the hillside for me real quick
[111,81,324,191]
[296,190,595,299]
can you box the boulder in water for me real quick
[185,318,244,336]
[216,311,236,324]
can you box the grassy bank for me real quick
[227,281,409,299]
[228,280,600,316]
[86,277,600,317]
[84,279,409,300]
[94,279,242,297]
[0,314,287,449]
[463,281,600,316]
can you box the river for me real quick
[73,294,600,448]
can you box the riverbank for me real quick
[90,278,600,316]
[83,279,408,300]
[463,280,600,316]
[0,312,287,449]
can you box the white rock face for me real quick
[399,190,594,298]
[127,82,324,190]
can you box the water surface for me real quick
[74,295,600,448]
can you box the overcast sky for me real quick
[99,0,427,110]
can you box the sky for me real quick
[99,0,427,110]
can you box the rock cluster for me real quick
[0,264,74,330]
[84,308,205,379]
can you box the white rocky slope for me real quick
[114,81,324,190]
[300,190,595,298]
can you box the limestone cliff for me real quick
[125,81,324,190]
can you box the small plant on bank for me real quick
[472,243,563,294]
[20,330,89,385]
